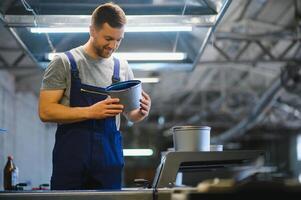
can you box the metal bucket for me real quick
[106,80,142,112]
[210,144,223,151]
[172,126,211,151]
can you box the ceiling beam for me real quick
[0,53,10,67]
[212,77,283,143]
[5,3,217,15]
[0,12,40,70]
[199,59,301,64]
[0,65,38,70]
[0,47,22,51]
[12,52,26,67]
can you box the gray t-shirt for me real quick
[41,46,134,129]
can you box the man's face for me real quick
[91,22,124,58]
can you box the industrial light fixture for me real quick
[123,149,153,156]
[114,52,187,61]
[297,134,301,161]
[30,26,192,33]
[47,52,187,61]
[136,77,160,83]
[0,128,7,134]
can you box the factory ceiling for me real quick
[1,0,230,72]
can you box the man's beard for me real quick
[93,42,112,58]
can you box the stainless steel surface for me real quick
[108,80,142,112]
[172,126,211,131]
[172,126,210,151]
[209,144,223,151]
[152,150,265,188]
[81,80,142,112]
[0,189,172,200]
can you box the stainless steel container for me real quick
[172,126,211,151]
[106,80,142,112]
[210,144,223,151]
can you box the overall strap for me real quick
[65,51,80,80]
[112,57,120,83]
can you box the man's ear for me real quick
[89,25,95,38]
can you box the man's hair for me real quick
[91,2,126,29]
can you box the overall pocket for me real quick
[98,131,124,170]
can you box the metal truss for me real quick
[201,31,301,65]
[0,11,42,94]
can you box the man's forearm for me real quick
[39,103,90,124]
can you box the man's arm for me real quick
[124,90,151,123]
[39,89,124,123]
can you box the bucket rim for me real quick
[172,125,211,131]
[106,80,141,92]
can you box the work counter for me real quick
[2,150,301,199]
[0,188,171,200]
[1,183,301,200]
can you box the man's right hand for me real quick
[39,90,123,123]
[87,98,124,119]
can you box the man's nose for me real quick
[108,40,118,49]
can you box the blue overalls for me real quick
[50,51,124,190]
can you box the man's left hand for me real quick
[139,90,151,117]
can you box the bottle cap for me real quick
[7,155,13,160]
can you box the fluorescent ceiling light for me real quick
[0,128,7,134]
[297,134,301,161]
[114,52,187,61]
[130,63,192,71]
[127,26,192,32]
[123,149,153,156]
[30,26,192,33]
[136,77,160,83]
[31,27,88,33]
[47,52,187,61]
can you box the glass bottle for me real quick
[3,155,18,190]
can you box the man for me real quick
[38,3,151,190]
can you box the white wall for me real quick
[0,70,56,190]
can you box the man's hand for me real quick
[39,89,123,123]
[87,98,124,119]
[139,91,151,117]
[124,90,151,122]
